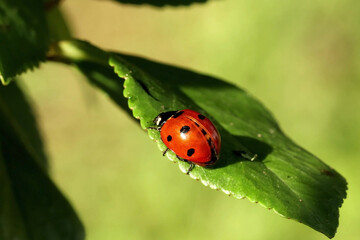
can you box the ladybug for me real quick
[150,109,221,174]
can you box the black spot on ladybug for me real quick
[173,111,184,118]
[205,145,218,165]
[187,148,195,157]
[167,135,172,142]
[207,138,213,147]
[201,129,207,135]
[180,125,190,134]
[194,122,199,127]
[198,114,205,120]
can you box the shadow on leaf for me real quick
[207,134,273,170]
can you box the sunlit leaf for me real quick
[49,40,347,238]
[109,55,347,239]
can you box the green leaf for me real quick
[0,0,50,84]
[0,82,85,240]
[110,0,208,7]
[109,55,347,238]
[48,40,347,238]
[0,83,48,170]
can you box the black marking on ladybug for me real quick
[205,145,218,165]
[207,138,212,147]
[187,148,195,157]
[194,121,200,127]
[167,135,172,142]
[180,125,190,134]
[201,129,207,135]
[198,114,205,120]
[173,111,184,118]
[203,137,218,165]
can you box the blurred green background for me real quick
[21,0,359,239]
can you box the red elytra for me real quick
[152,109,221,171]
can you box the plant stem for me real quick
[47,40,110,66]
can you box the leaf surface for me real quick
[109,54,347,238]
[50,40,347,238]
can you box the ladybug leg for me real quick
[147,126,161,131]
[236,151,258,161]
[162,148,169,156]
[186,162,195,174]
[245,153,258,161]
[176,156,195,174]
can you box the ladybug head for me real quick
[153,111,178,127]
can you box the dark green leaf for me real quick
[0,82,85,240]
[110,0,207,7]
[109,55,347,238]
[48,40,347,238]
[0,0,50,84]
[0,83,47,170]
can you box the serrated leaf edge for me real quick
[109,56,343,238]
[109,58,289,213]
